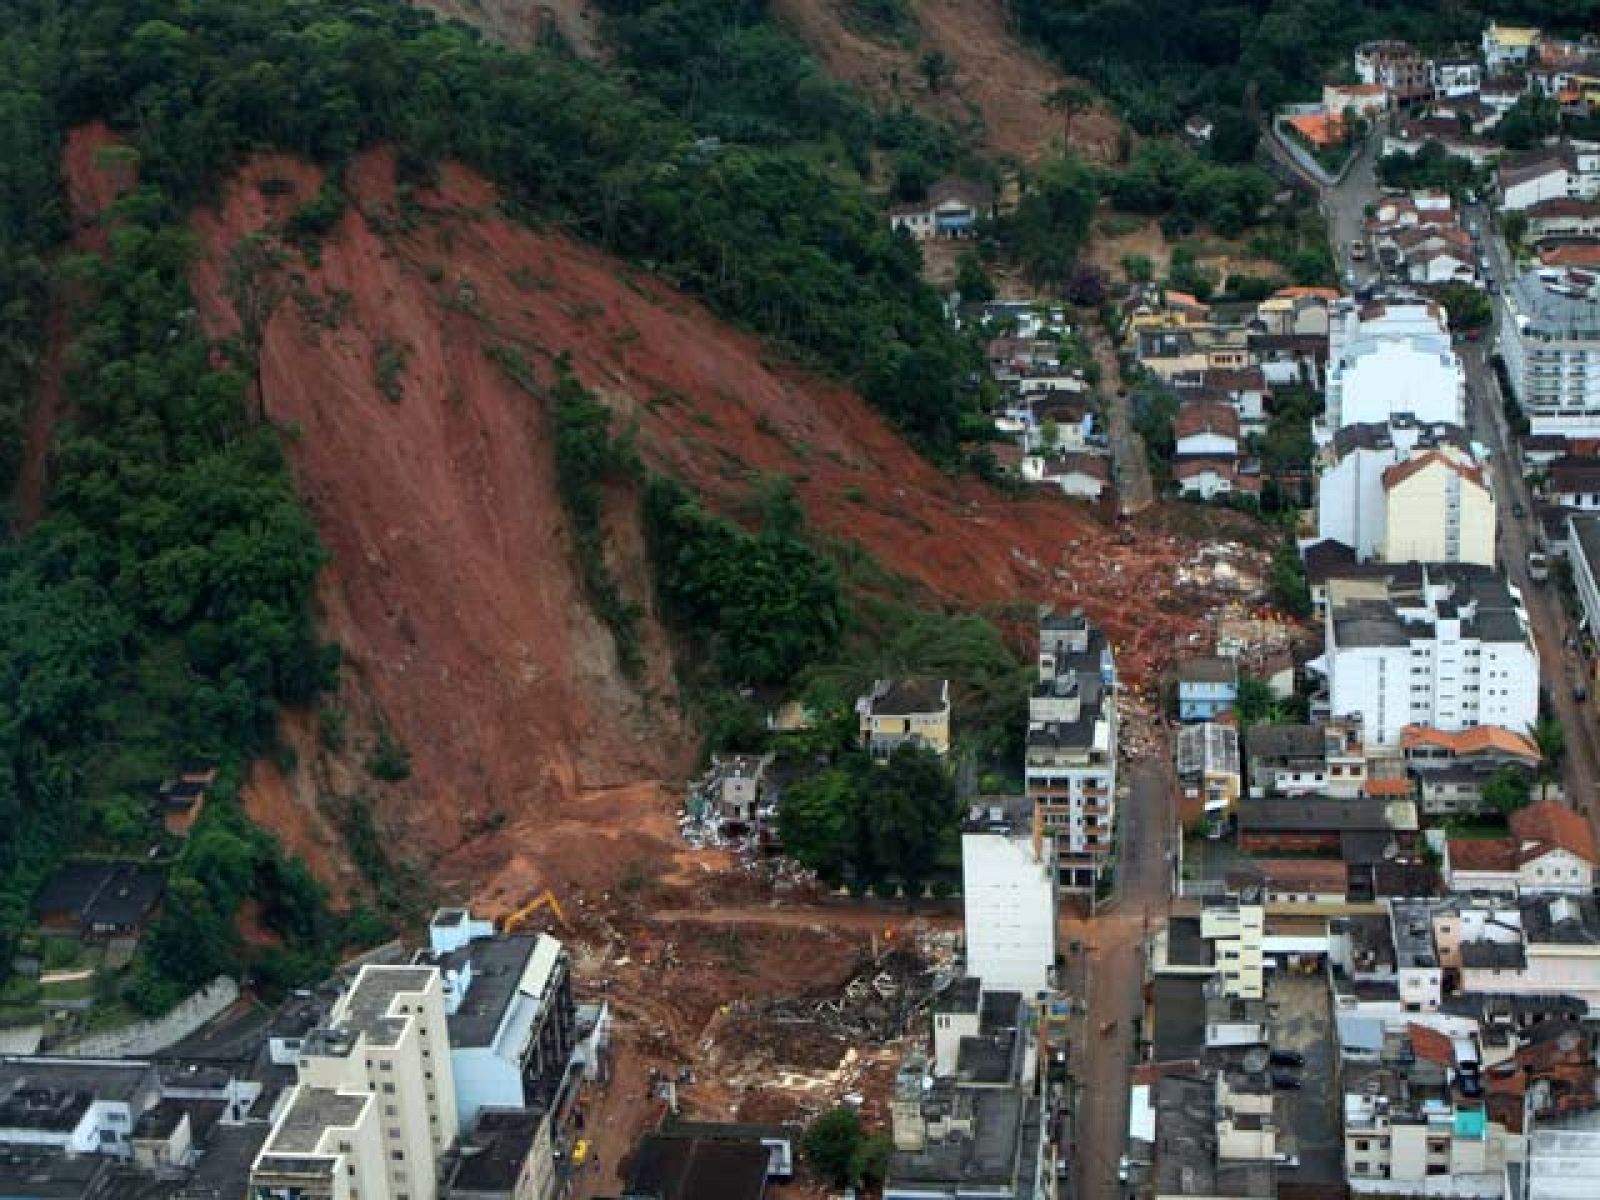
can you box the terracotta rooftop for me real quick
[1173,401,1240,441]
[1401,725,1539,762]
[1539,243,1600,269]
[1381,450,1485,492]
[1524,197,1600,219]
[1448,837,1520,873]
[1231,858,1348,893]
[1511,798,1599,865]
[1407,1022,1457,1067]
[1287,112,1346,148]
[1363,777,1414,798]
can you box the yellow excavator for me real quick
[497,889,570,934]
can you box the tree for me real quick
[1268,537,1311,617]
[1122,253,1154,282]
[1502,211,1529,249]
[1530,716,1567,801]
[918,50,955,94]
[1045,83,1094,149]
[776,766,860,883]
[1065,263,1106,306]
[804,1107,865,1187]
[866,743,957,905]
[1436,282,1491,331]
[224,234,290,424]
[1483,765,1532,816]
[1234,676,1285,729]
[851,1133,894,1187]
[955,249,995,303]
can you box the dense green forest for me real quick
[0,0,978,1004]
[1013,0,1585,133]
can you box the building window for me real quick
[382,1082,396,1094]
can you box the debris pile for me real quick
[753,946,941,1044]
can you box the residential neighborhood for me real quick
[23,9,1600,1200]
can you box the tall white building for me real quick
[960,799,1057,995]
[1381,450,1496,566]
[252,965,460,1200]
[418,909,576,1134]
[1499,268,1600,438]
[1320,566,1539,746]
[1315,419,1491,563]
[1323,299,1465,433]
[1026,609,1118,892]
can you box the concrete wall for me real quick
[54,977,238,1058]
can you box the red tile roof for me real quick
[1539,244,1600,269]
[1510,798,1599,865]
[1364,777,1414,798]
[1287,112,1346,148]
[1400,725,1540,763]
[1381,450,1486,492]
[1448,838,1520,873]
[1408,1022,1456,1066]
[1173,401,1241,441]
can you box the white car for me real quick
[1117,1155,1131,1182]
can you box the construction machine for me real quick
[497,888,569,934]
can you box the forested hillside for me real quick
[1014,0,1586,132]
[0,0,977,1005]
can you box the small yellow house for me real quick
[857,677,952,761]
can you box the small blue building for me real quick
[1177,656,1239,722]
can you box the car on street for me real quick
[1117,1155,1130,1183]
[1513,501,1526,519]
[1271,1073,1303,1090]
[1269,1050,1306,1067]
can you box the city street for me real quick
[1462,256,1600,819]
[1083,318,1154,516]
[1065,755,1176,1200]
[1321,132,1382,288]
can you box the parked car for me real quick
[1117,1155,1131,1183]
[1513,501,1526,518]
[1269,1050,1306,1068]
[1271,1073,1303,1090]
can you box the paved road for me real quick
[1065,754,1176,1200]
[1083,317,1154,516]
[1462,250,1600,818]
[1319,132,1382,289]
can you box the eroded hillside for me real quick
[773,0,1124,164]
[157,143,1228,902]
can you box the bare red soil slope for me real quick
[179,148,1225,900]
[771,0,1124,165]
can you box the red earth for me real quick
[43,128,1240,902]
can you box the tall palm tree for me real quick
[1045,84,1095,151]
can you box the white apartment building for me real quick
[1431,58,1481,98]
[1482,20,1539,73]
[1324,300,1465,433]
[1200,896,1265,1000]
[419,909,576,1134]
[960,799,1057,995]
[1315,420,1490,563]
[1501,268,1600,438]
[252,965,460,1200]
[1026,609,1117,893]
[1381,450,1496,566]
[1569,515,1600,644]
[1319,568,1539,746]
